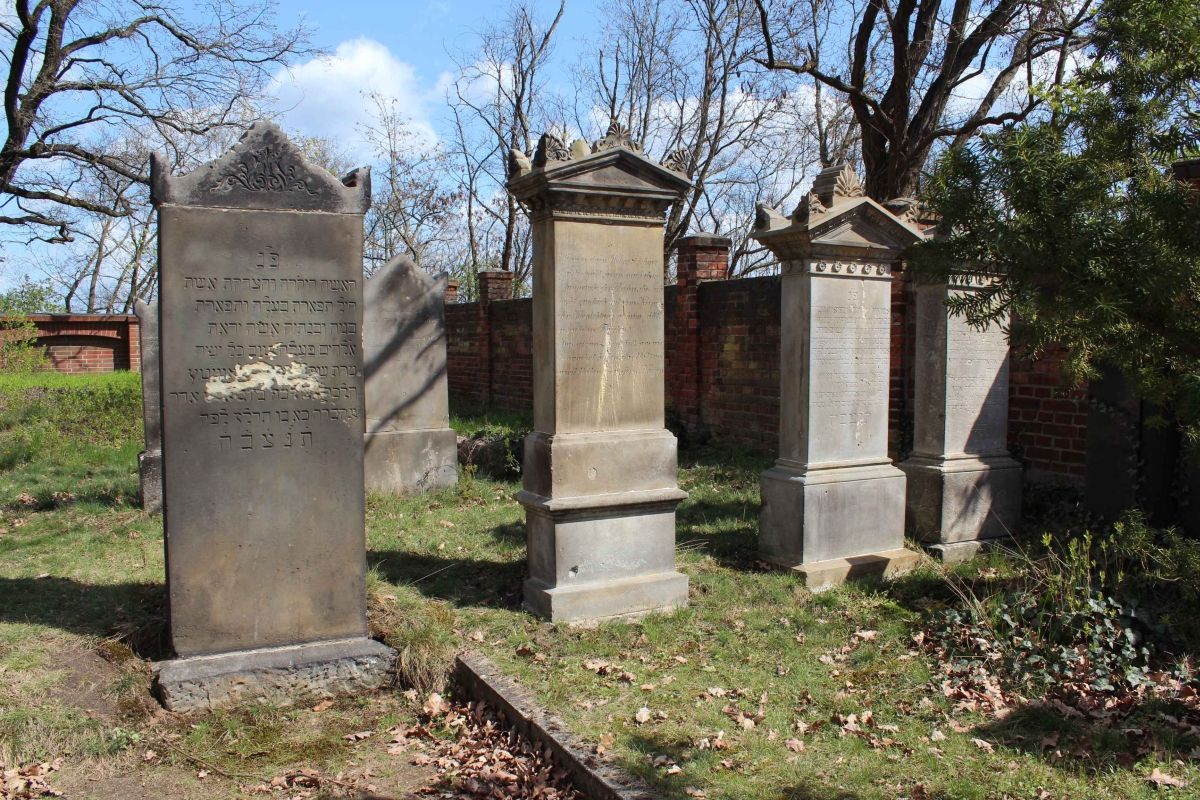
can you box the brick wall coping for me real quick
[679,233,732,248]
[13,313,138,323]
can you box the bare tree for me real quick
[570,0,828,275]
[447,0,565,292]
[1,0,313,244]
[754,0,1095,200]
[361,93,464,275]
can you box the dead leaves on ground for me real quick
[404,693,582,799]
[1,760,62,799]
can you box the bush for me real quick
[928,514,1200,701]
[0,318,49,374]
[0,373,142,465]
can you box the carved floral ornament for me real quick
[206,141,320,197]
[508,122,678,179]
[810,260,891,277]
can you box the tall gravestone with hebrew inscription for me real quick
[752,165,923,590]
[507,125,692,622]
[150,122,395,710]
[363,255,457,494]
[136,299,162,514]
[900,275,1022,562]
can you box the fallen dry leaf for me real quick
[311,699,334,713]
[635,707,652,724]
[1147,768,1190,788]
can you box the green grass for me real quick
[1,381,1197,798]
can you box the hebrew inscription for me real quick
[554,241,665,432]
[158,204,367,656]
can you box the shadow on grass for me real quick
[368,548,525,611]
[621,733,862,800]
[0,576,168,660]
[971,694,1200,774]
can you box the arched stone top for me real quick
[151,120,371,214]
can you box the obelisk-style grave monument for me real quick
[151,122,395,709]
[135,299,162,514]
[752,164,923,590]
[900,274,1022,562]
[363,255,458,494]
[507,125,692,622]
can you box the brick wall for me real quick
[2,314,141,374]
[443,242,1089,483]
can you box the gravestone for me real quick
[899,276,1022,562]
[751,165,923,590]
[363,255,457,493]
[506,125,692,622]
[135,299,162,514]
[150,121,395,710]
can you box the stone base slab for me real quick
[759,460,906,566]
[925,537,1011,565]
[517,488,688,623]
[900,454,1022,546]
[138,449,162,514]
[522,430,680,498]
[364,427,458,494]
[762,548,922,592]
[523,571,689,624]
[152,637,397,712]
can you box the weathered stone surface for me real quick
[751,164,924,587]
[900,278,1022,553]
[150,121,370,214]
[153,637,396,712]
[135,299,162,514]
[363,256,457,493]
[507,137,691,622]
[152,122,391,704]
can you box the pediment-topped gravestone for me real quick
[507,126,692,622]
[363,255,457,493]
[135,299,162,514]
[752,165,923,589]
[150,121,395,710]
[900,270,1022,562]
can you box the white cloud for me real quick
[269,39,441,162]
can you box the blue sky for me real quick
[269,0,599,159]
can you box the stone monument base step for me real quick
[524,572,689,625]
[364,427,458,494]
[925,537,1011,565]
[762,548,922,592]
[153,637,397,712]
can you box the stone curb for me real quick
[453,652,659,800]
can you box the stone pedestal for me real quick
[151,122,393,709]
[135,299,162,514]
[507,126,692,622]
[751,165,924,589]
[363,255,457,494]
[900,278,1021,562]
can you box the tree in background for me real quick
[0,277,53,373]
[912,0,1200,434]
[754,0,1095,200]
[1,0,312,245]
[361,94,465,277]
[448,1,566,294]
[568,0,830,276]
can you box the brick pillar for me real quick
[444,280,460,305]
[476,271,514,406]
[128,315,142,372]
[1174,157,1200,189]
[670,234,730,437]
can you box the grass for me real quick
[1,377,1197,798]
